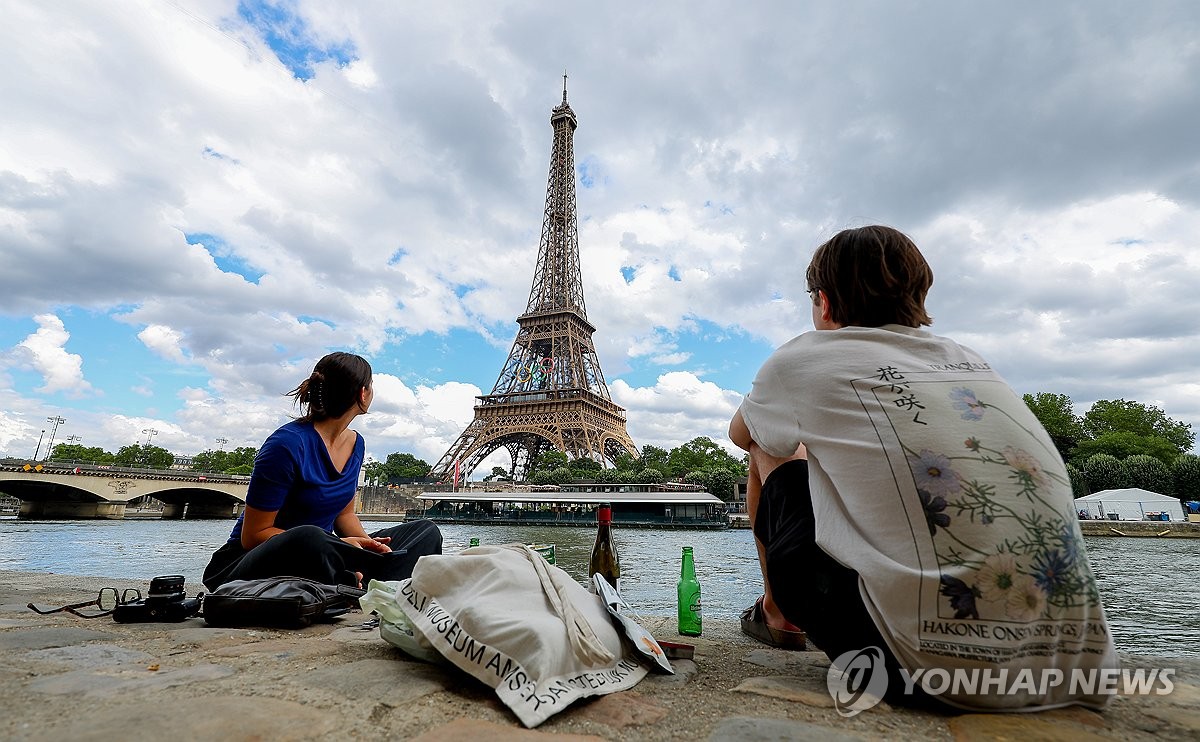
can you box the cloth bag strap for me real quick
[514,544,615,665]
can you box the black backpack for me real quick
[203,577,365,628]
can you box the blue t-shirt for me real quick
[228,420,364,543]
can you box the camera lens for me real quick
[148,575,185,596]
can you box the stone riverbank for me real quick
[2,570,1198,741]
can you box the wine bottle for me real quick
[588,502,621,593]
[677,546,702,636]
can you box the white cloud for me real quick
[10,314,94,397]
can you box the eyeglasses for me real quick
[27,587,142,619]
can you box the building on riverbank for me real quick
[405,481,729,529]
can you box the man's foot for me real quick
[740,596,807,650]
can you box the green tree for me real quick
[612,452,639,472]
[1171,454,1200,502]
[1122,454,1173,496]
[382,452,431,481]
[548,467,573,485]
[704,468,738,502]
[638,445,671,474]
[529,470,553,486]
[1081,453,1129,493]
[48,443,114,464]
[528,450,569,477]
[596,468,621,484]
[363,460,386,486]
[1065,463,1088,498]
[568,458,603,478]
[1023,393,1085,460]
[114,444,173,469]
[1070,432,1179,467]
[1082,399,1194,454]
[667,437,746,478]
[192,447,256,474]
[637,467,665,484]
[484,466,509,481]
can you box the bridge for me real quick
[0,460,250,520]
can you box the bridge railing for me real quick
[0,457,249,483]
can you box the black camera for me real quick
[113,575,202,623]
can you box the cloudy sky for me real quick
[2,0,1198,474]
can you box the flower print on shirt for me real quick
[884,380,1101,623]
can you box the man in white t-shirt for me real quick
[729,226,1117,710]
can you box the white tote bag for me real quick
[387,543,649,727]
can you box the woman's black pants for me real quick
[203,520,442,591]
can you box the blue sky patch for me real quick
[620,266,637,284]
[186,232,264,283]
[237,0,357,81]
[201,146,239,164]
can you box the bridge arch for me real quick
[0,464,249,520]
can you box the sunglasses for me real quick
[27,587,142,619]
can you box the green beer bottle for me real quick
[677,546,702,636]
[469,537,480,548]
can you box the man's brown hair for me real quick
[804,225,933,328]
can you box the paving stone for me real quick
[295,657,449,704]
[329,624,394,644]
[744,648,830,673]
[1143,705,1200,732]
[708,715,867,741]
[574,691,668,728]
[1164,680,1200,706]
[408,718,606,741]
[640,658,698,688]
[43,695,335,741]
[24,643,156,668]
[27,662,234,696]
[730,675,836,708]
[947,713,1113,741]
[168,626,263,646]
[1038,705,1107,728]
[0,618,42,628]
[211,637,341,659]
[0,626,117,650]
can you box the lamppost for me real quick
[44,416,66,460]
[142,428,158,446]
[215,437,228,450]
[32,430,45,460]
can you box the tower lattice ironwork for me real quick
[430,80,638,483]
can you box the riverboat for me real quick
[406,481,729,530]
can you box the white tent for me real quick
[1075,488,1185,522]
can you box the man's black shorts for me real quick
[755,458,943,708]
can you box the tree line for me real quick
[362,436,750,502]
[1023,394,1198,501]
[45,443,257,475]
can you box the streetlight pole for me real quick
[32,430,45,460]
[215,437,228,450]
[44,416,66,460]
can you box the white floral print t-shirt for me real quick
[739,325,1117,710]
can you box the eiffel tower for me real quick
[429,79,638,483]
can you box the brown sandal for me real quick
[740,597,807,650]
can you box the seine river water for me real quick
[0,518,1195,658]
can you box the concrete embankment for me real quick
[2,570,1199,741]
[1079,521,1200,538]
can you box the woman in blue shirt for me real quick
[203,352,442,590]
